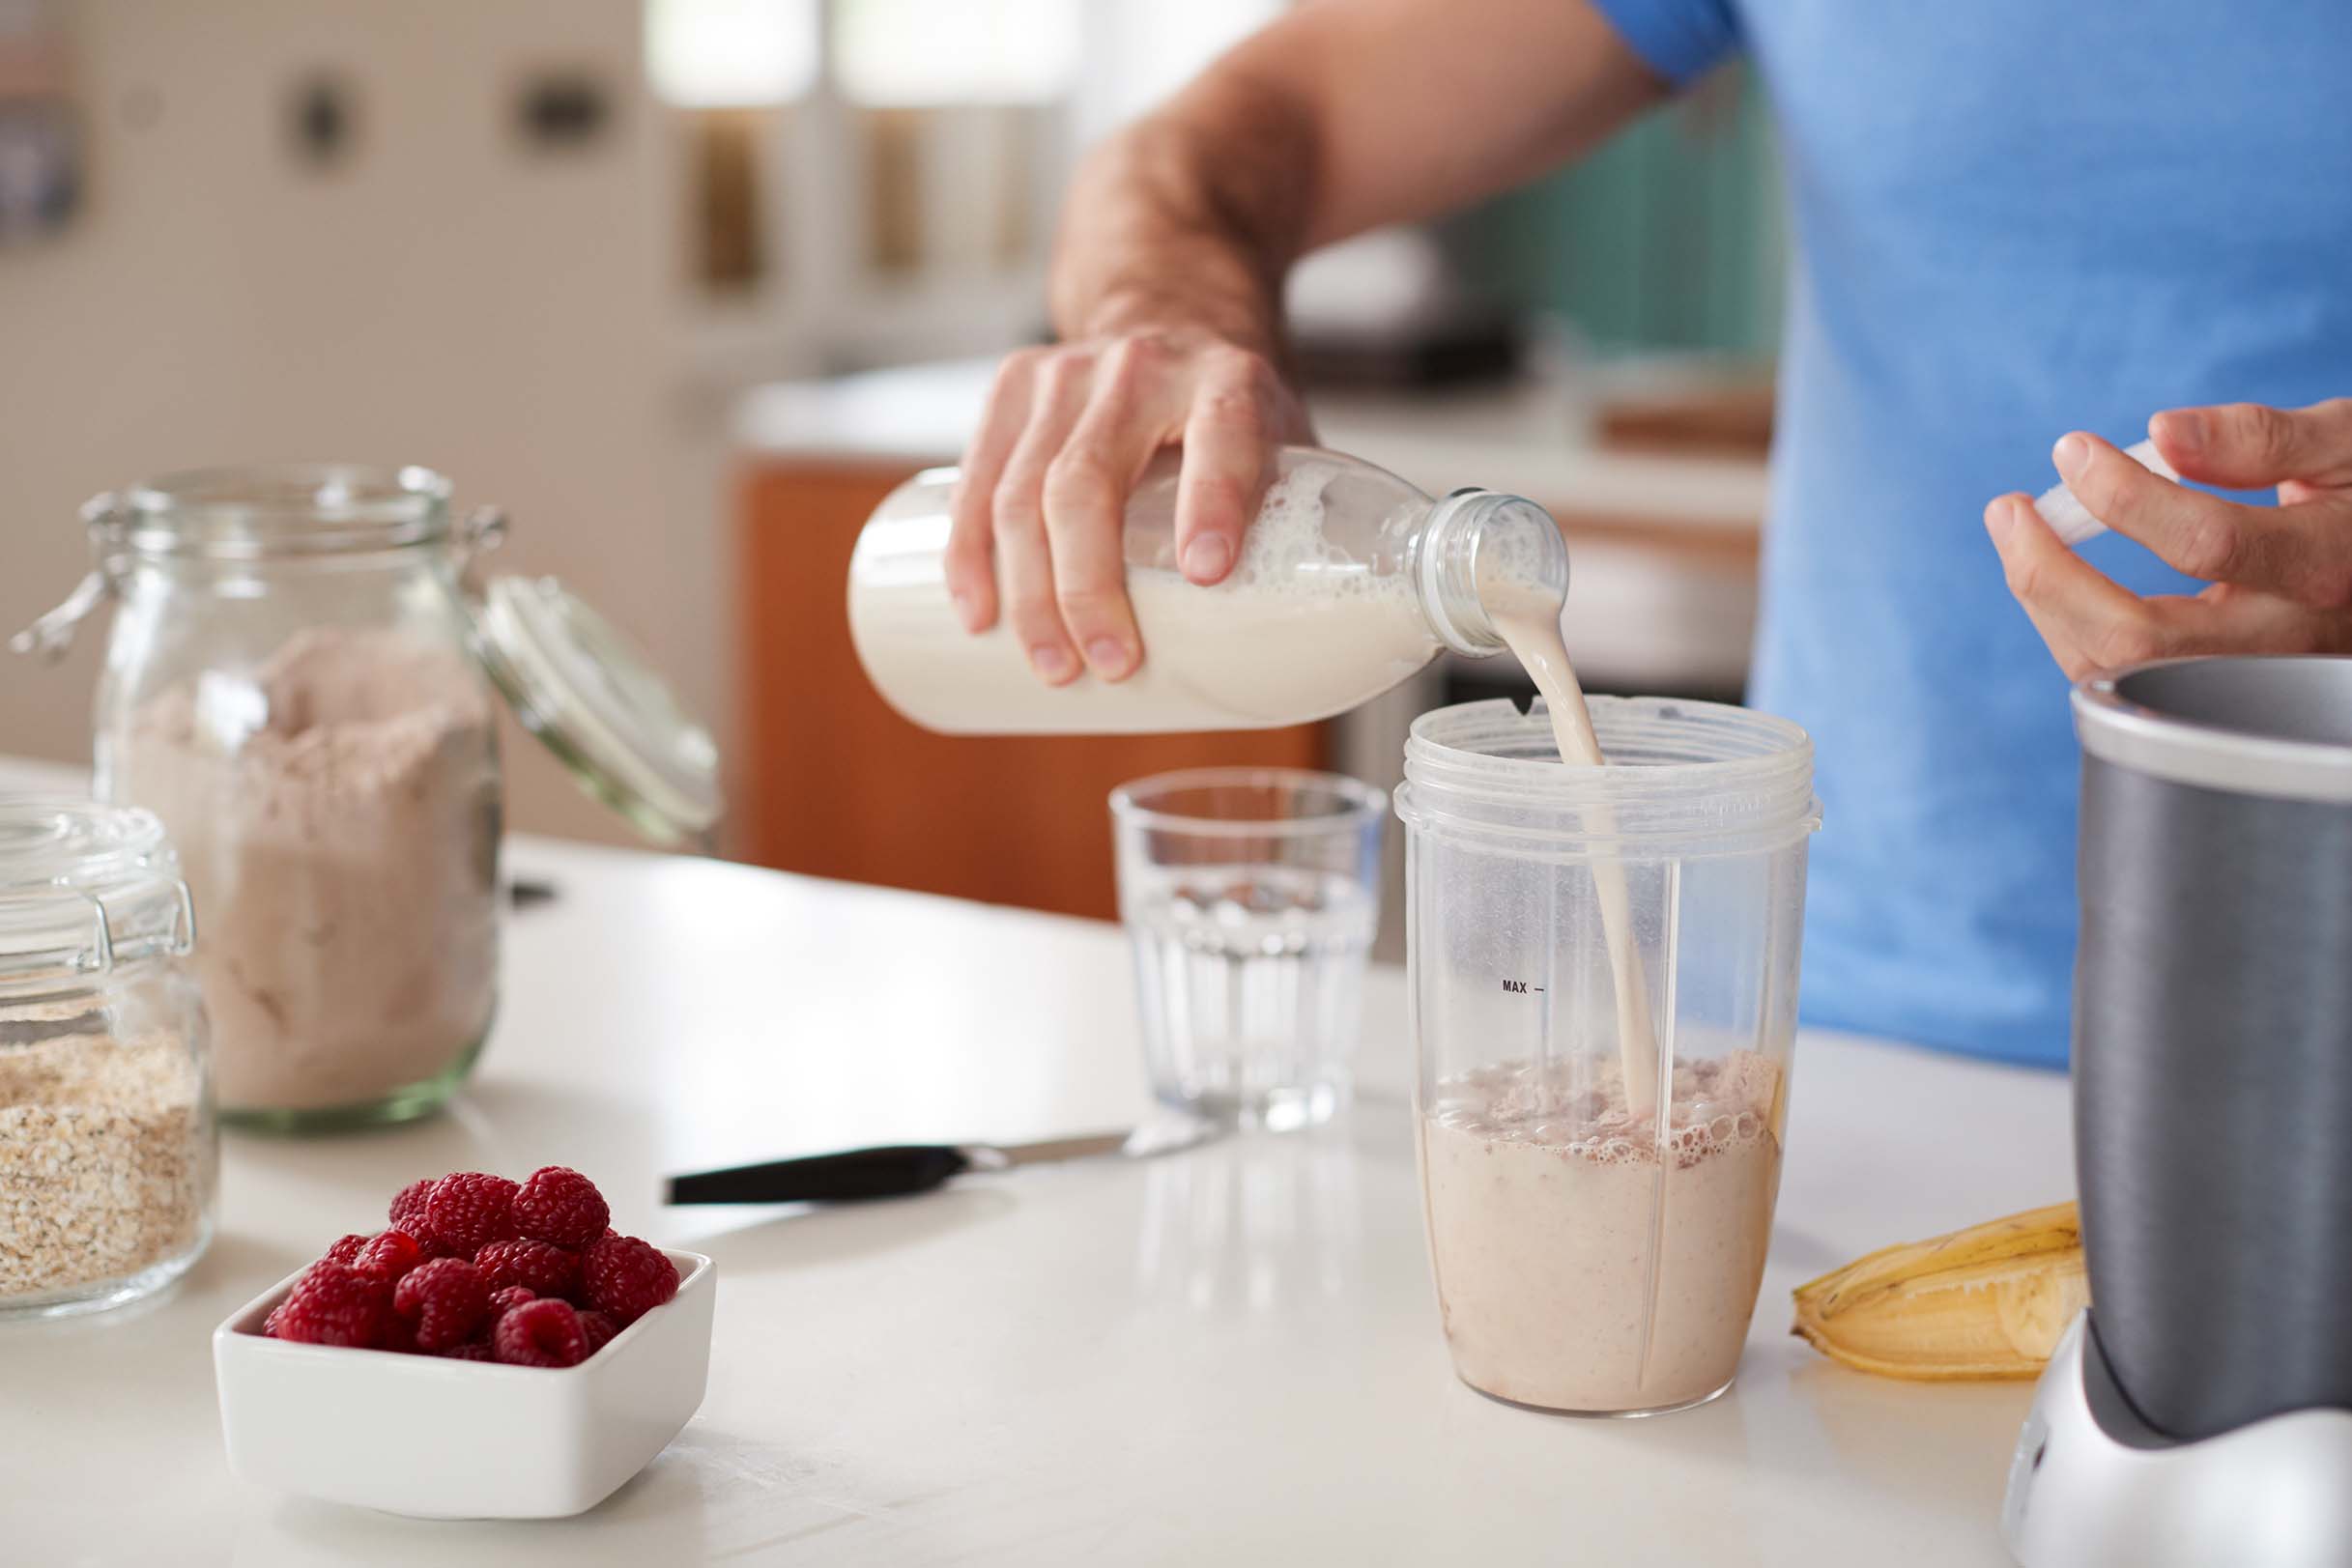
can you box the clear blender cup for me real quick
[1394,696,1818,1415]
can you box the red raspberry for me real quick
[272,1263,388,1349]
[391,1257,490,1352]
[487,1285,536,1318]
[494,1298,591,1368]
[423,1172,519,1255]
[581,1235,677,1325]
[353,1230,425,1285]
[511,1166,611,1249]
[387,1177,439,1236]
[438,1340,499,1362]
[324,1233,372,1267]
[261,1300,289,1338]
[379,1311,419,1354]
[474,1239,578,1298]
[577,1310,620,1357]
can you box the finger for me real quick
[945,350,1045,633]
[1044,339,1186,680]
[2176,584,2352,657]
[2049,431,2352,600]
[2149,398,2352,490]
[1986,493,2170,678]
[991,353,1096,686]
[1173,348,1281,584]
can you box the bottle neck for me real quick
[1413,490,1572,657]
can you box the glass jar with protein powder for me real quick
[14,466,721,1132]
[0,800,215,1316]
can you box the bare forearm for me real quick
[1047,0,1666,353]
[1047,71,1313,359]
[964,0,1669,688]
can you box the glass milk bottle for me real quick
[848,447,1569,733]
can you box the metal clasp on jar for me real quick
[9,492,130,665]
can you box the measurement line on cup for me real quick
[1501,980,1545,993]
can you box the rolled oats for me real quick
[0,1033,206,1299]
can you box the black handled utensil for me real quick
[665,1121,1214,1206]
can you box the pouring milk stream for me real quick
[853,443,1788,1412]
[848,446,1658,1105]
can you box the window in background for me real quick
[645,0,817,110]
[646,0,1280,366]
[833,0,1076,107]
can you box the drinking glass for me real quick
[1109,768,1385,1132]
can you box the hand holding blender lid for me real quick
[2031,436,2182,546]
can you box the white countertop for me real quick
[2,757,2070,1566]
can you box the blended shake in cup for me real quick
[1394,695,1817,1415]
[1420,1048,1784,1411]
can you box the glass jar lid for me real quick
[0,801,195,989]
[473,576,724,842]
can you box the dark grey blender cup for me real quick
[2072,655,2352,1440]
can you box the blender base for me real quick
[2003,1312,2352,1567]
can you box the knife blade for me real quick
[664,1118,1215,1206]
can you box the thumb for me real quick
[2150,398,2352,490]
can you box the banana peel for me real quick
[1792,1201,2089,1381]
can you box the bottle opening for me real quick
[1416,491,1571,657]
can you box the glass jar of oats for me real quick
[0,800,215,1318]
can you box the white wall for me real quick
[0,0,730,846]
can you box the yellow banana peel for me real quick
[1792,1201,2089,1381]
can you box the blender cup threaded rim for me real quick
[1397,696,1819,858]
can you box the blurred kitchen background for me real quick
[0,0,1785,947]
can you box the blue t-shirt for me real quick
[1589,0,2352,1067]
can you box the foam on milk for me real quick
[1203,462,1403,601]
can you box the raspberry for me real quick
[272,1263,388,1348]
[324,1233,372,1267]
[423,1172,519,1255]
[438,1340,498,1362]
[379,1311,419,1354]
[488,1285,536,1318]
[391,1257,490,1352]
[577,1310,620,1357]
[511,1166,610,1249]
[474,1239,578,1299]
[387,1177,439,1236]
[261,1300,289,1338]
[494,1298,591,1368]
[581,1235,677,1325]
[353,1230,425,1285]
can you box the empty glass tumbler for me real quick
[1395,697,1818,1414]
[1110,768,1386,1132]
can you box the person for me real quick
[941,0,2352,1068]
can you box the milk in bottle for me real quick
[847,447,1568,734]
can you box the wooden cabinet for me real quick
[734,460,1328,922]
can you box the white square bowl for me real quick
[214,1248,714,1519]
